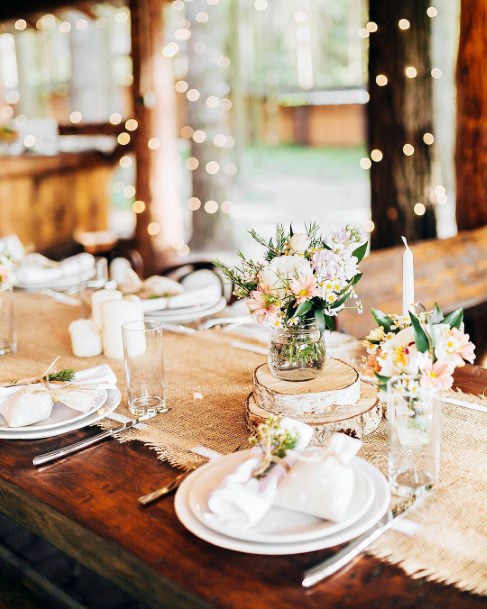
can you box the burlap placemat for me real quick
[5,292,487,597]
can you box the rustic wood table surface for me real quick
[0,294,486,609]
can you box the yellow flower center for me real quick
[299,289,308,297]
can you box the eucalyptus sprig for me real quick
[249,416,299,478]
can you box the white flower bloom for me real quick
[380,326,415,353]
[432,323,464,370]
[289,233,311,253]
[259,255,312,298]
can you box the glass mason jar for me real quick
[387,375,441,497]
[0,284,16,356]
[268,318,326,382]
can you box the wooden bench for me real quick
[338,226,487,364]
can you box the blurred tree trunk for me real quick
[131,0,183,273]
[455,0,487,230]
[186,0,234,251]
[368,0,436,249]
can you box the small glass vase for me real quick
[268,318,326,382]
[0,284,16,356]
[387,375,441,497]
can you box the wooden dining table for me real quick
[0,293,486,609]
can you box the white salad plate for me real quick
[144,297,227,323]
[0,389,107,433]
[15,267,95,291]
[175,456,390,555]
[188,451,375,543]
[0,387,121,440]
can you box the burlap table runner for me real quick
[3,293,486,596]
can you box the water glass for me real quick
[0,285,16,356]
[387,375,440,497]
[122,320,167,416]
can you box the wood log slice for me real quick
[245,382,382,443]
[253,358,360,416]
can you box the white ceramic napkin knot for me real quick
[0,387,53,428]
[273,433,362,522]
[207,418,313,528]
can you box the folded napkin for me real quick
[110,258,143,294]
[274,433,361,522]
[207,418,313,528]
[0,234,25,262]
[0,388,53,428]
[141,270,222,313]
[0,364,117,427]
[14,252,95,286]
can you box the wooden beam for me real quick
[455,0,487,230]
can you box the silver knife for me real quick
[302,486,431,588]
[32,412,157,466]
[138,467,196,506]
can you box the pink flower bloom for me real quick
[420,359,454,390]
[290,275,318,304]
[247,289,278,324]
[450,328,475,364]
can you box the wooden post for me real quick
[368,0,436,249]
[455,0,487,230]
[130,0,183,273]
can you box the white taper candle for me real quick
[401,236,414,317]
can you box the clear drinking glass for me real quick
[387,375,440,497]
[122,320,167,416]
[0,285,16,356]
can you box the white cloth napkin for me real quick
[0,388,54,428]
[0,364,118,427]
[274,434,362,522]
[141,270,222,313]
[207,418,313,528]
[14,252,95,286]
[0,234,25,262]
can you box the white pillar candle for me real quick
[102,297,144,359]
[91,289,122,330]
[401,236,415,317]
[69,319,102,358]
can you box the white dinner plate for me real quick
[0,389,107,433]
[175,457,390,555]
[144,297,227,323]
[188,452,375,543]
[0,387,121,440]
[15,267,95,291]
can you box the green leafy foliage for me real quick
[370,308,394,332]
[443,308,463,329]
[409,311,431,353]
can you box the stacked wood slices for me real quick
[245,358,381,444]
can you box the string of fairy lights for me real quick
[358,4,445,234]
[2,2,447,247]
[158,0,242,257]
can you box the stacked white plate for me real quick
[0,387,121,440]
[142,270,226,324]
[175,450,390,554]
